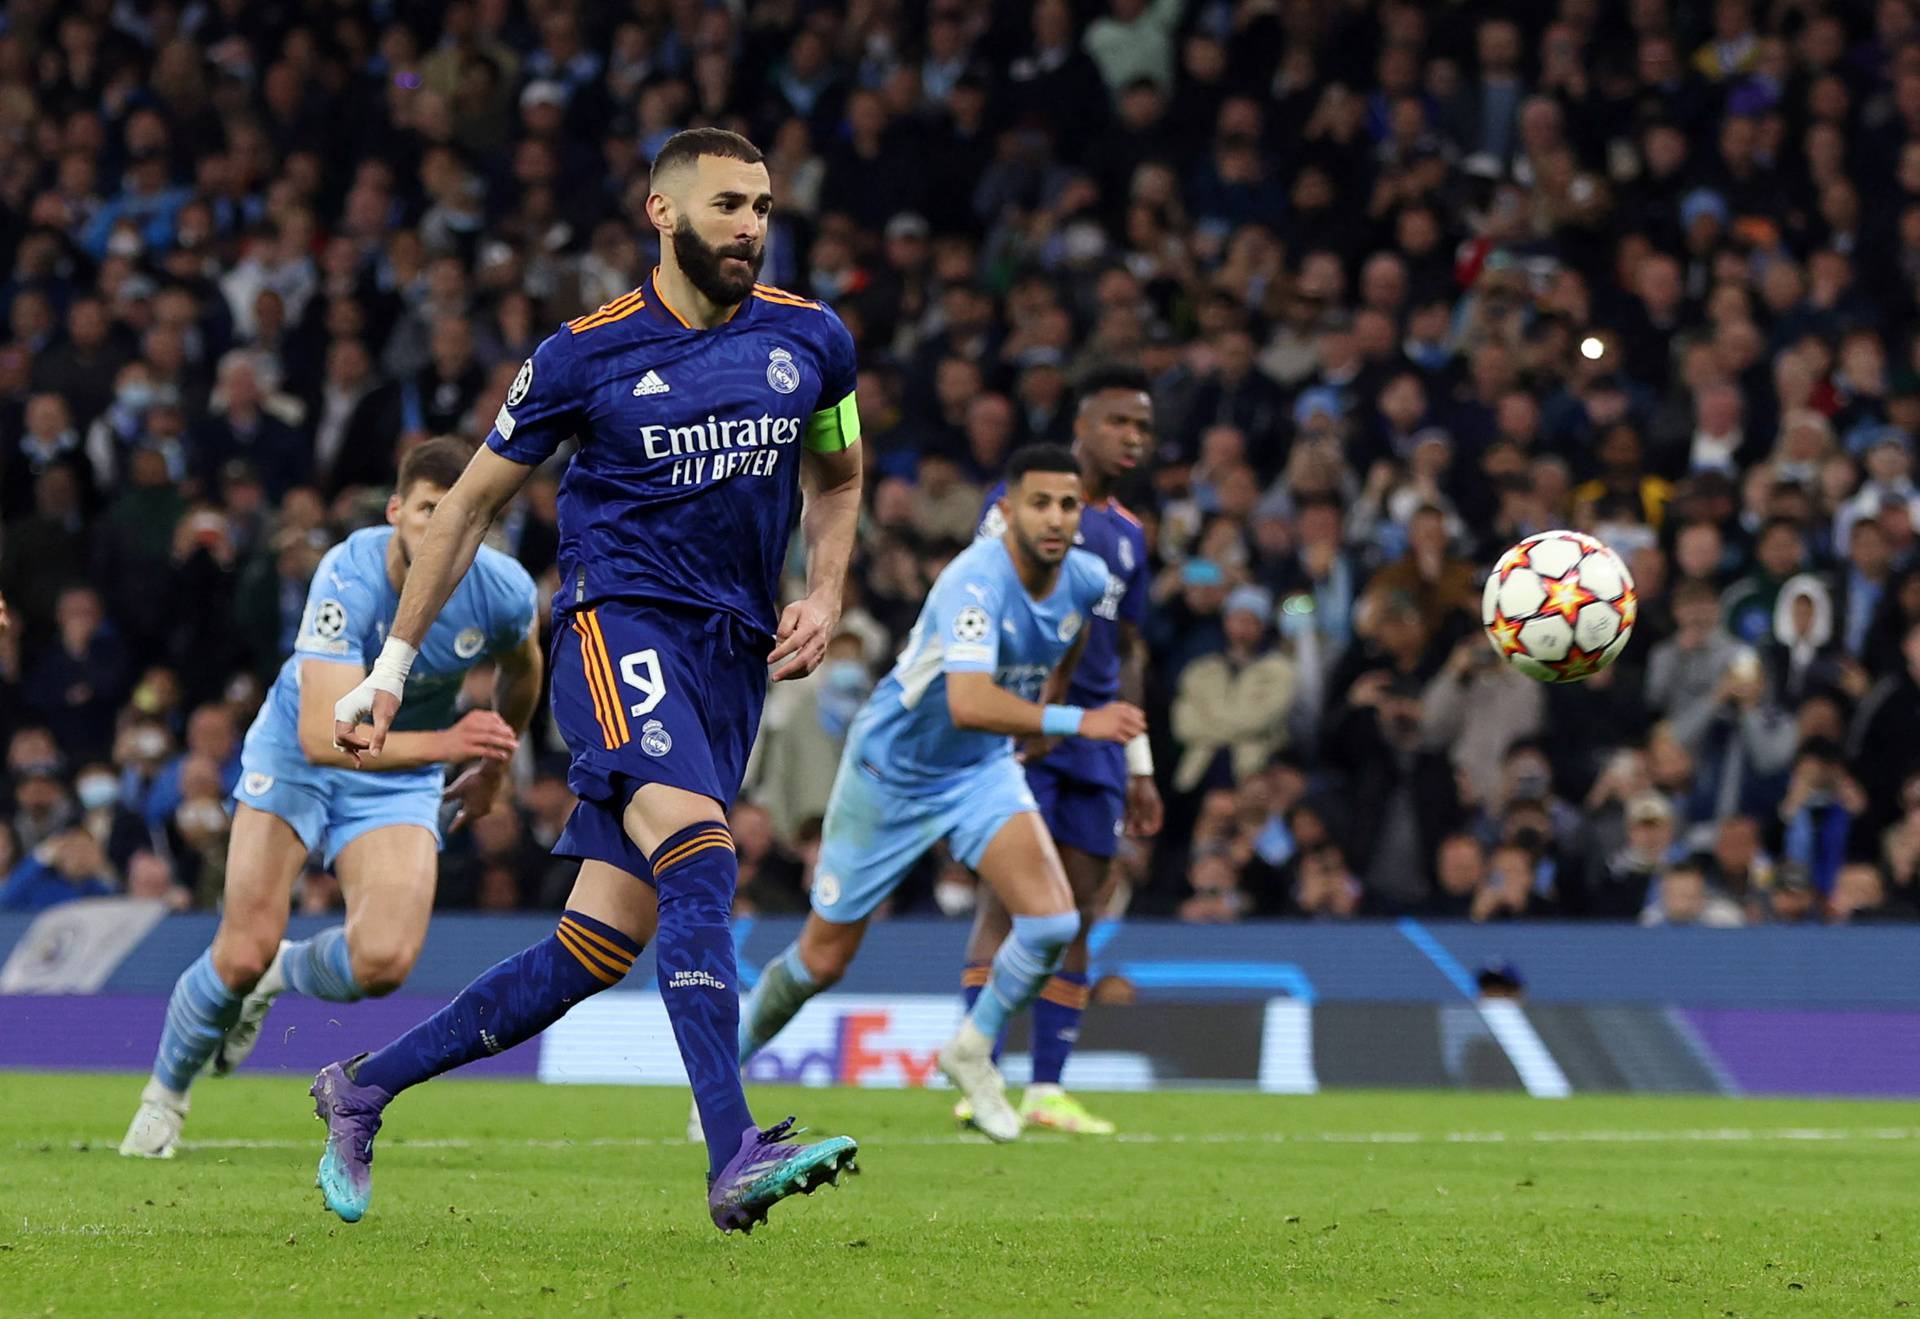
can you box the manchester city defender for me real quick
[120,437,540,1158]
[958,367,1162,1136]
[319,129,863,1233]
[734,444,1147,1142]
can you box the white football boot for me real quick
[119,1079,189,1158]
[938,1022,1023,1142]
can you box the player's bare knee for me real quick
[347,938,420,997]
[210,935,274,993]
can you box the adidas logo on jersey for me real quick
[632,370,671,396]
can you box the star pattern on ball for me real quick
[1556,645,1609,682]
[1487,612,1526,657]
[1539,572,1593,625]
[1500,543,1535,577]
[1615,592,1639,632]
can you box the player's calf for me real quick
[738,917,863,1063]
[941,908,1078,1142]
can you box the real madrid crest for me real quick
[640,719,673,757]
[767,346,800,394]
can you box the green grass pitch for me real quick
[3,1073,1918,1316]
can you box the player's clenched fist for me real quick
[1080,701,1147,744]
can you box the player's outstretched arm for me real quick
[946,670,1146,743]
[770,442,862,681]
[333,445,534,759]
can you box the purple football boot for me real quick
[310,1056,393,1223]
[706,1117,858,1234]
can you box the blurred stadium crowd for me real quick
[2,0,1920,927]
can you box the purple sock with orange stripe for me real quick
[650,821,756,1180]
[1030,971,1090,1086]
[350,910,641,1097]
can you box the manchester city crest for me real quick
[640,719,673,757]
[454,627,485,659]
[767,346,800,394]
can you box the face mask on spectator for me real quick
[1512,768,1551,800]
[816,659,873,738]
[77,775,120,811]
[117,381,156,412]
[809,268,853,300]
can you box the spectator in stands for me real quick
[1470,842,1539,923]
[72,759,156,877]
[7,726,70,851]
[1177,853,1245,924]
[1850,620,1920,834]
[1641,859,1745,928]
[1429,833,1487,919]
[1362,505,1477,642]
[1647,580,1746,753]
[1169,585,1295,795]
[1703,814,1773,916]
[0,825,115,912]
[1777,738,1869,896]
[1291,843,1361,921]
[732,800,804,916]
[1827,862,1905,924]
[1584,792,1681,920]
[745,632,872,841]
[143,702,239,832]
[1421,636,1544,808]
[124,849,190,912]
[1322,671,1458,913]
[1722,518,1810,645]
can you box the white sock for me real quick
[253,942,288,998]
[951,1020,996,1059]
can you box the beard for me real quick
[670,217,763,307]
[1012,524,1067,568]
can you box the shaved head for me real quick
[650,127,763,196]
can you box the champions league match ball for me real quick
[1481,530,1638,683]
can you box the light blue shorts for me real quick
[812,747,1038,924]
[234,742,444,868]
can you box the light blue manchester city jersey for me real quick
[849,536,1111,784]
[246,526,537,762]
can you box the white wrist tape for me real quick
[1125,732,1154,777]
[369,636,418,696]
